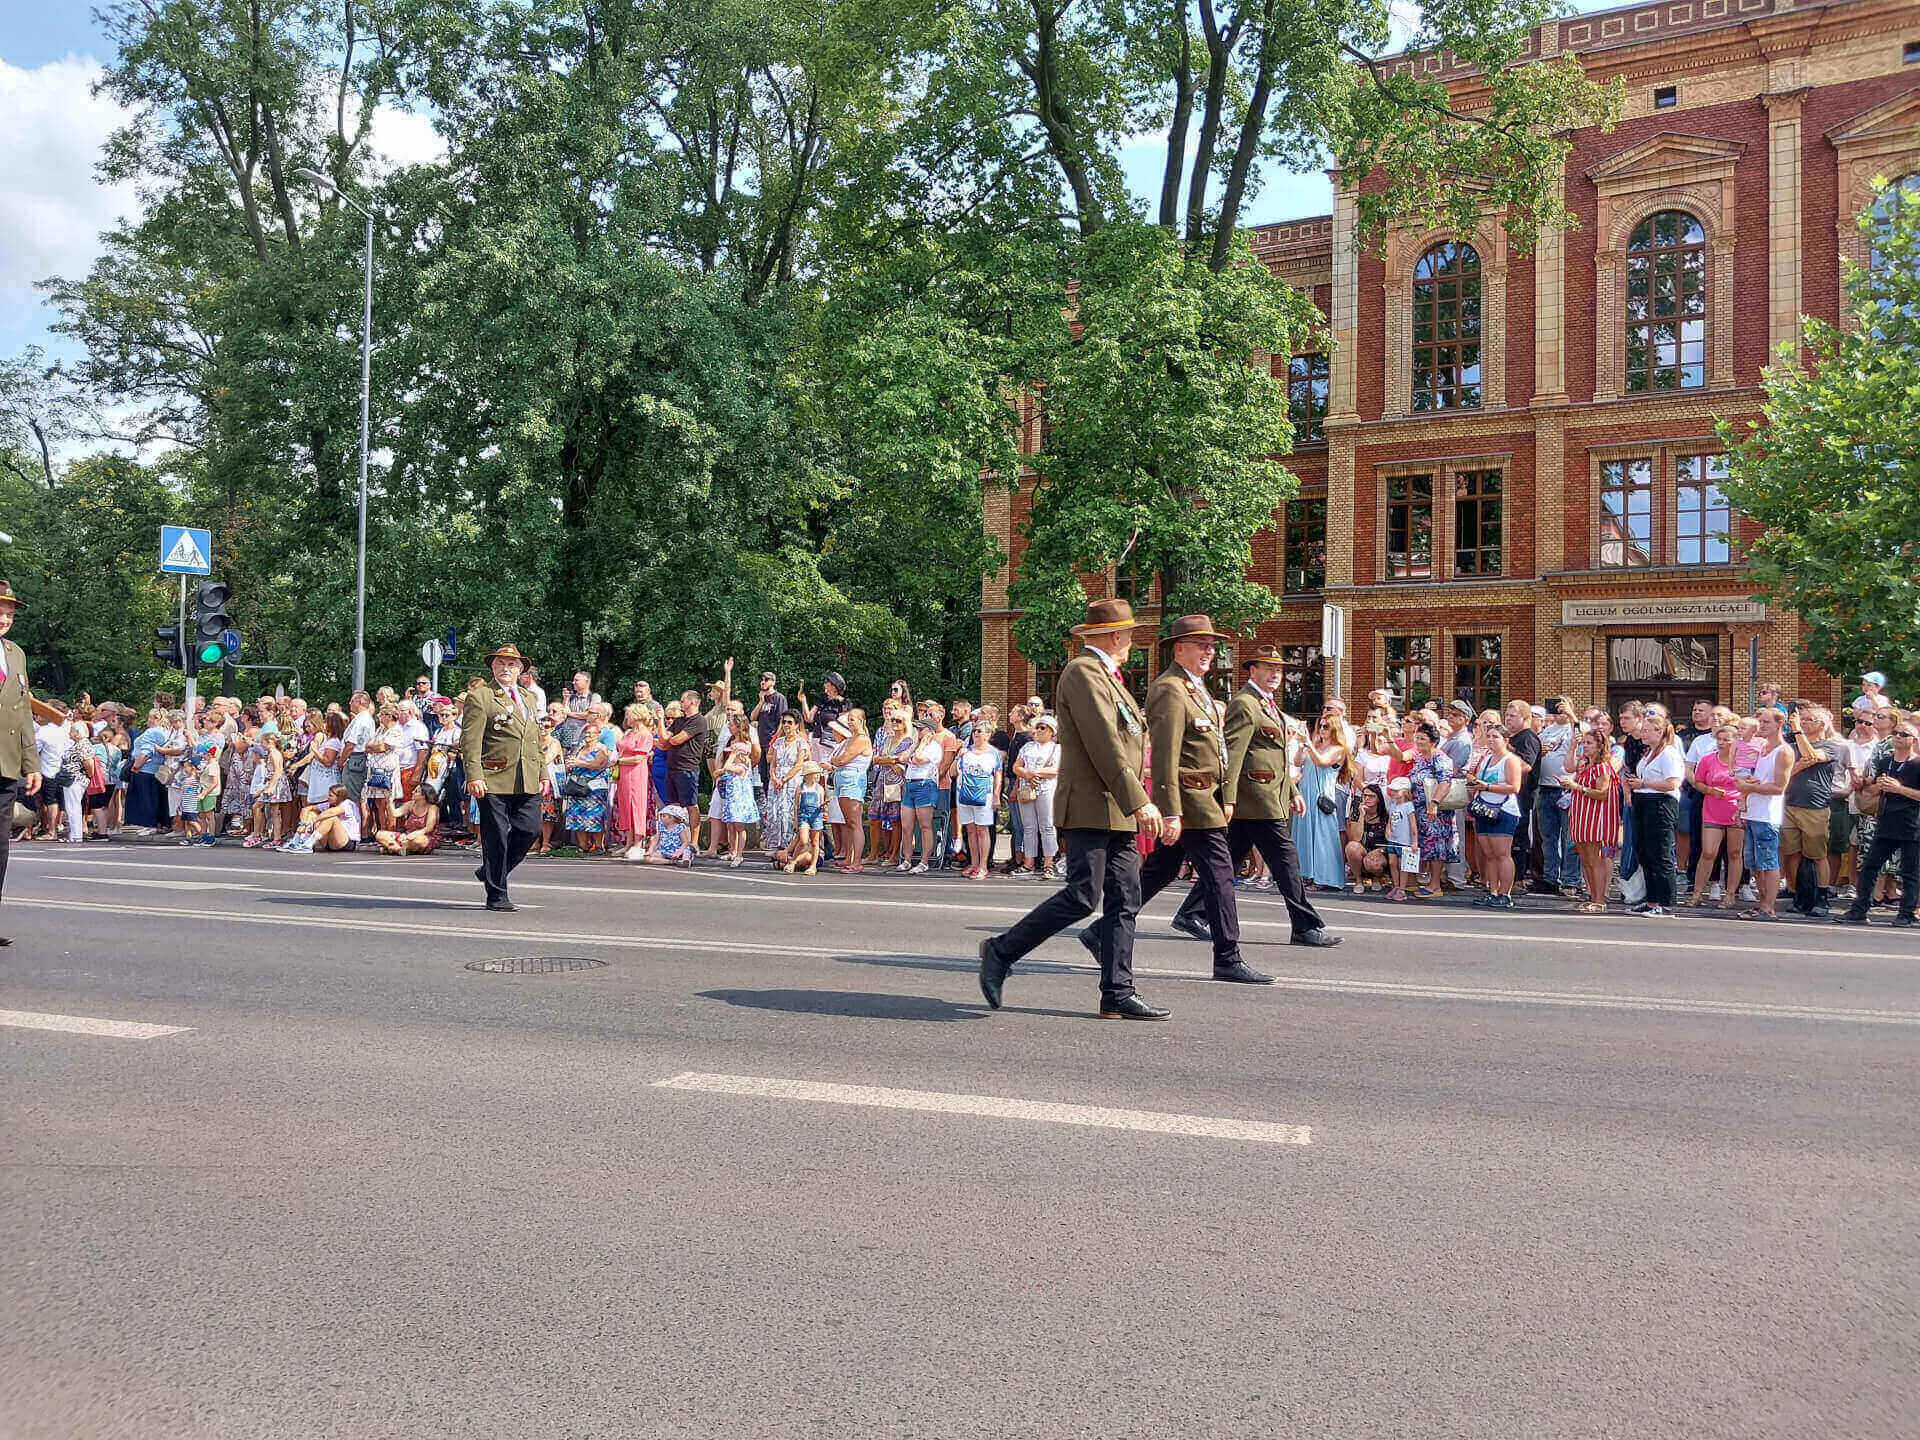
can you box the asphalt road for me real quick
[3,844,1917,1439]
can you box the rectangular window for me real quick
[1384,635,1434,711]
[1034,662,1063,708]
[1905,39,1919,62]
[1597,457,1654,568]
[1453,634,1502,713]
[1287,352,1329,444]
[1112,557,1151,604]
[1281,644,1324,719]
[1385,473,1433,579]
[1675,452,1732,565]
[1283,498,1326,594]
[1452,468,1503,576]
[1653,85,1677,109]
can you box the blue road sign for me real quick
[159,526,214,575]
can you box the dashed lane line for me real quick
[13,853,1911,963]
[652,1072,1313,1145]
[0,1008,190,1040]
[13,897,1920,1027]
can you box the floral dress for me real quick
[761,735,803,850]
[1408,750,1457,862]
[869,728,913,828]
[562,736,611,834]
[716,760,761,825]
[220,742,255,819]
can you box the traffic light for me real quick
[190,580,237,675]
[154,624,183,669]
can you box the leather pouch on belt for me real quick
[1179,771,1216,790]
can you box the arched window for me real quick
[1869,173,1920,272]
[1625,210,1707,392]
[1411,241,1482,411]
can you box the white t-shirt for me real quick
[342,710,376,756]
[1744,742,1790,825]
[1684,732,1717,770]
[906,736,943,782]
[370,724,405,779]
[1015,740,1061,788]
[398,717,430,768]
[1634,743,1685,792]
[34,722,67,776]
[1852,692,1892,711]
[1386,800,1417,852]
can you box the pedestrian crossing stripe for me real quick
[161,529,209,572]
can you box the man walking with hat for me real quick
[462,643,546,911]
[977,598,1168,1020]
[0,581,41,943]
[1166,641,1341,948]
[1084,616,1281,983]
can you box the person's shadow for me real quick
[700,988,986,1022]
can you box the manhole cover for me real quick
[464,956,610,975]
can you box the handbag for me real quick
[560,774,591,799]
[1855,783,1882,816]
[958,769,993,806]
[1315,793,1337,816]
[1468,796,1504,825]
[1011,782,1037,804]
[155,759,180,786]
[1434,778,1471,812]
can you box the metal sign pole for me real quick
[180,574,196,719]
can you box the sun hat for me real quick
[1387,775,1412,792]
[1862,670,1888,687]
[828,717,852,739]
[1032,714,1058,731]
[484,642,528,664]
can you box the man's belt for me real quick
[1244,768,1277,783]
[1179,771,1219,790]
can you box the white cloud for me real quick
[0,54,139,348]
[367,103,445,173]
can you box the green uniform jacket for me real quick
[460,683,546,796]
[1147,666,1229,830]
[1220,684,1299,822]
[0,639,34,782]
[1052,650,1150,832]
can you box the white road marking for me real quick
[32,868,536,910]
[653,1071,1313,1145]
[0,1008,190,1040]
[14,854,1908,962]
[70,876,263,892]
[12,896,1920,1026]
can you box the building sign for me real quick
[1561,598,1767,626]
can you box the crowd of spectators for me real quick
[16,660,1917,927]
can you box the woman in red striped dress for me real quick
[1565,729,1621,913]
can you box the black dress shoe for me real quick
[1098,994,1170,1020]
[1212,959,1275,984]
[977,937,1008,1010]
[1290,928,1342,948]
[1170,913,1211,942]
[1077,927,1099,959]
[485,898,517,913]
[0,936,11,947]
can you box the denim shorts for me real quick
[1744,819,1780,872]
[1472,808,1520,838]
[662,769,697,808]
[903,778,938,809]
[833,766,868,802]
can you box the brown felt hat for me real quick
[0,580,22,608]
[1070,598,1148,638]
[1242,642,1284,667]
[484,643,528,664]
[1162,613,1230,644]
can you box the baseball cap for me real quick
[1862,670,1888,687]
[1529,704,1547,719]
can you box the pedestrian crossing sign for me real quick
[159,525,213,575]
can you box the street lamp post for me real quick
[293,168,373,694]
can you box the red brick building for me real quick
[981,0,1920,716]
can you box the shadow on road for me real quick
[699,988,989,1022]
[260,894,483,912]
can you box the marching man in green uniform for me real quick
[0,581,42,944]
[461,643,547,912]
[977,598,1170,1020]
[1169,641,1340,947]
[1085,614,1277,983]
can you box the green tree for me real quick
[1719,188,1920,699]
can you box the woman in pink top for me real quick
[1688,723,1746,909]
[612,704,655,848]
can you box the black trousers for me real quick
[477,790,542,903]
[1128,827,1240,966]
[1846,831,1919,921]
[1632,792,1679,906]
[996,828,1141,1004]
[1175,816,1326,938]
[1513,789,1536,881]
[0,775,17,905]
